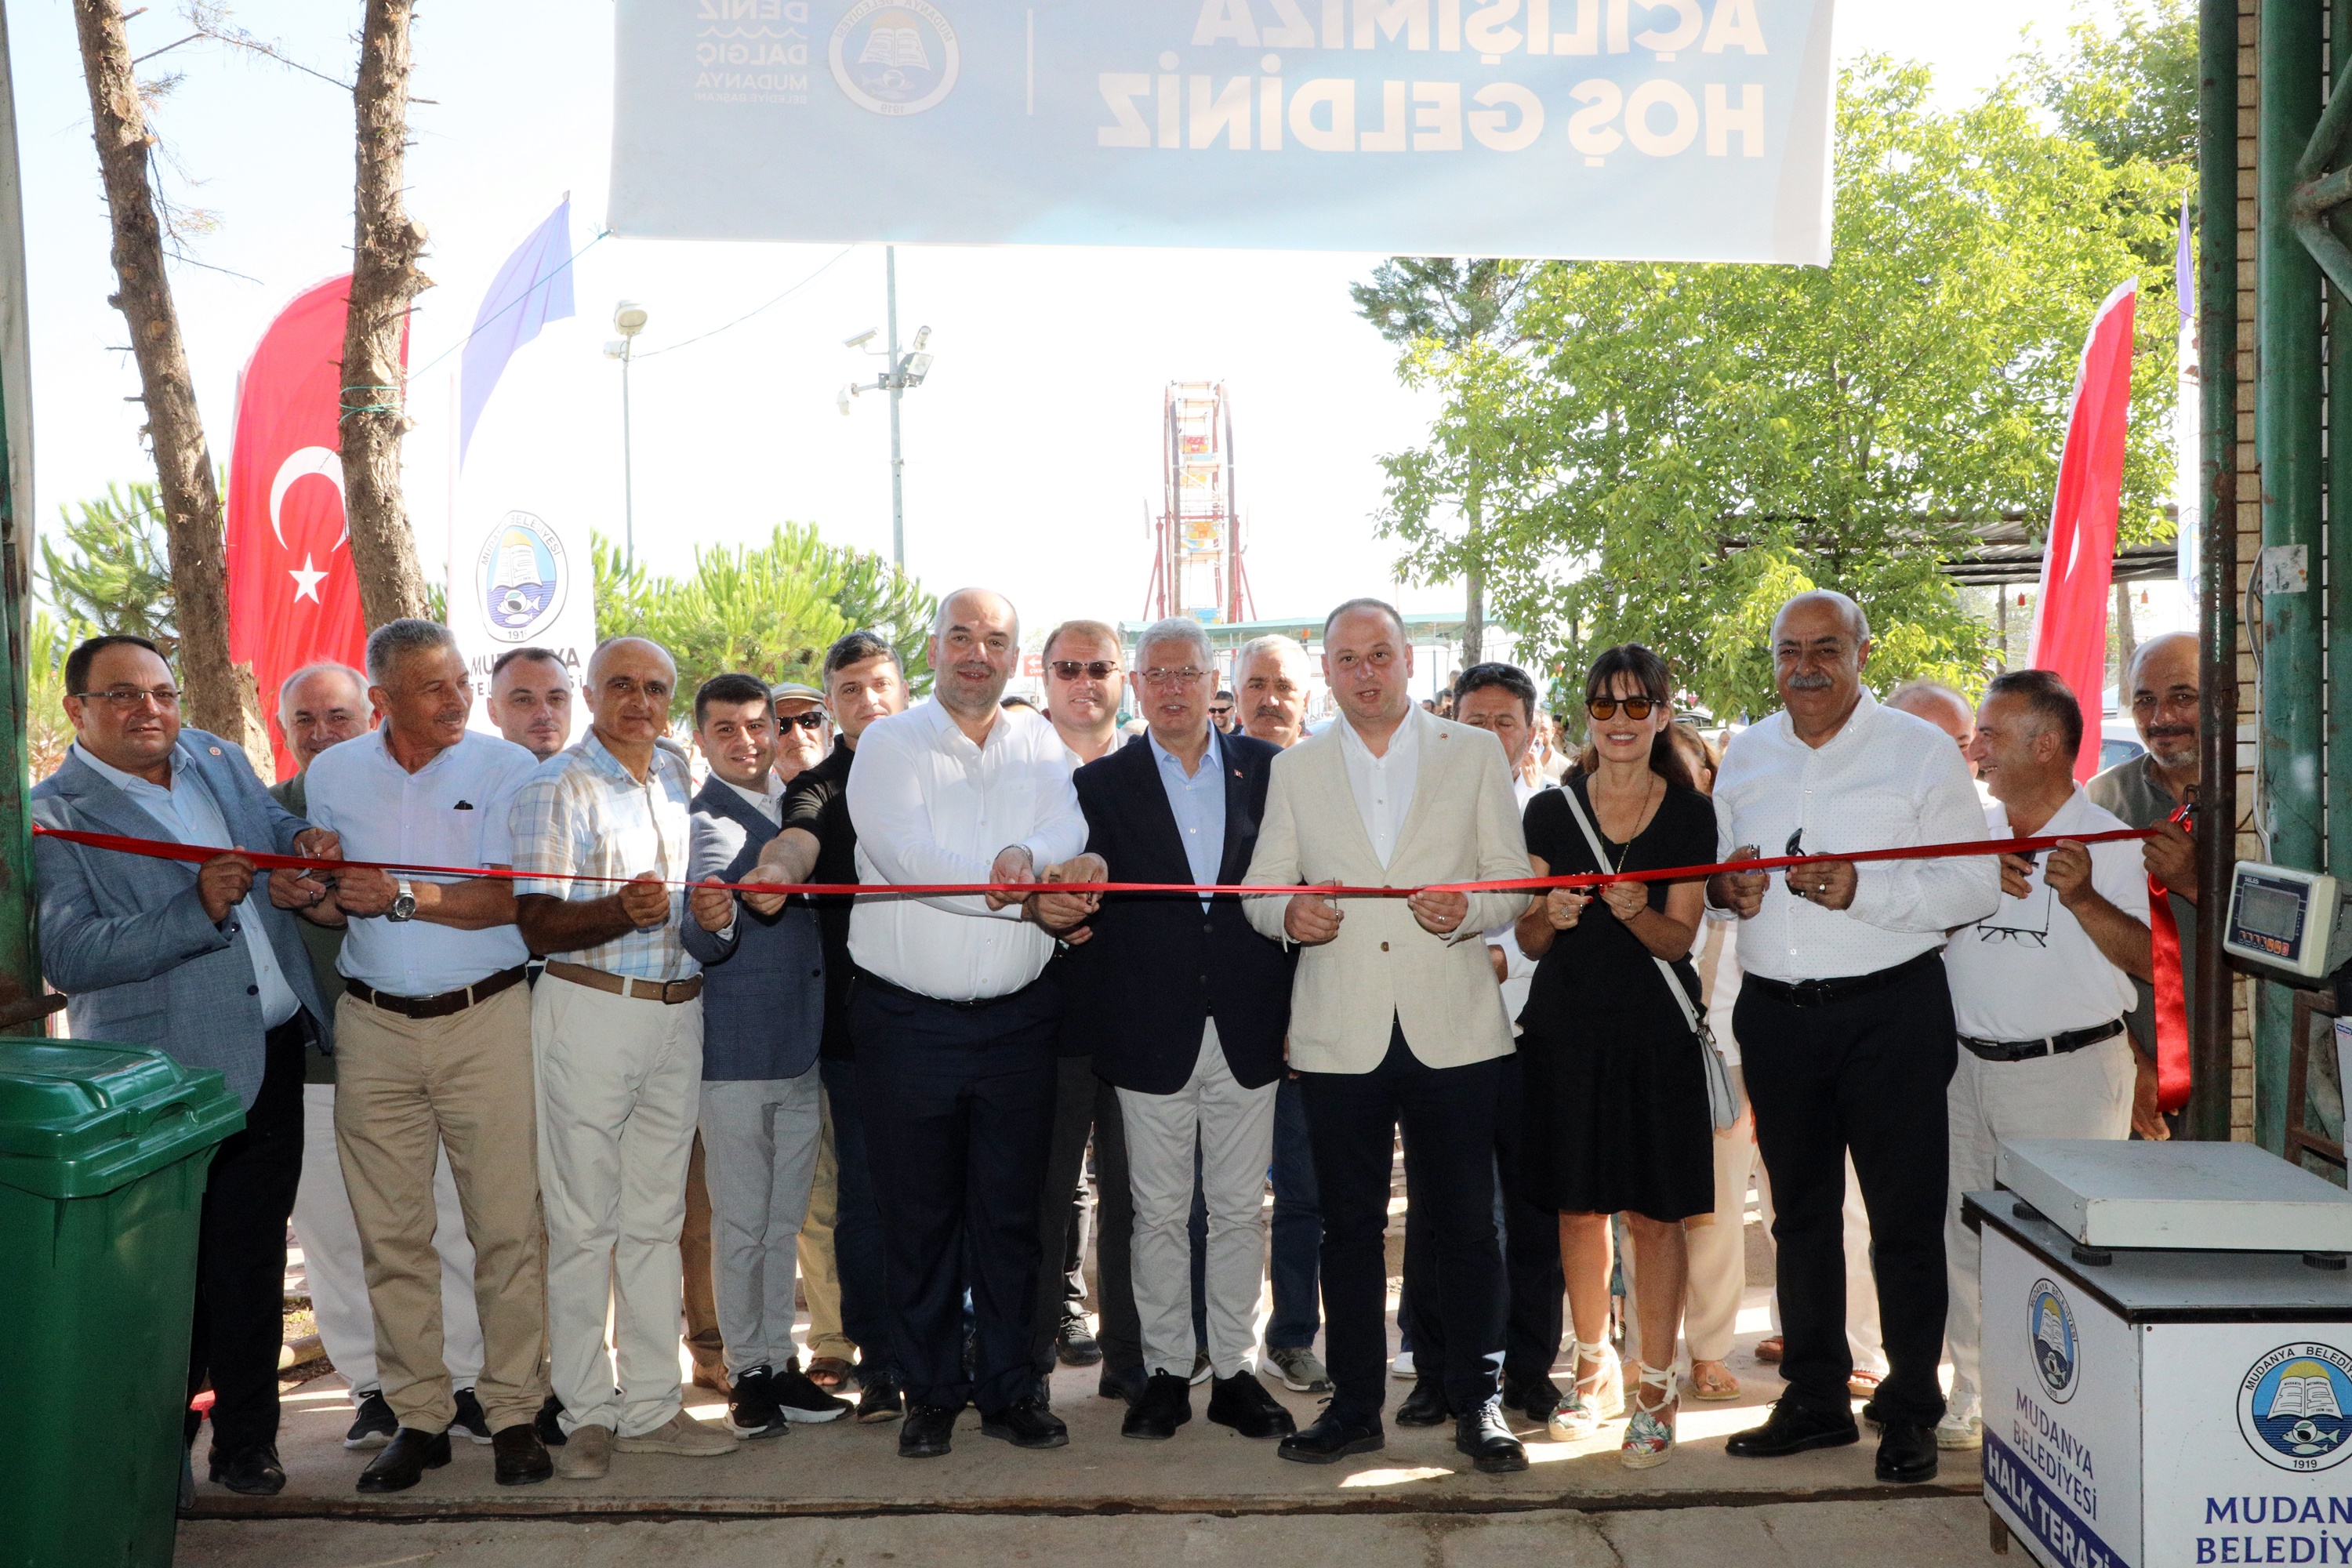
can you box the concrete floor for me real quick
[176,1497,2005,1567]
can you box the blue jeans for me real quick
[820,1056,898,1381]
[1264,1075,1323,1352]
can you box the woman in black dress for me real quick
[1515,644,1716,1468]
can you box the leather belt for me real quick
[347,965,527,1021]
[854,967,1033,1013]
[1960,1018,2125,1063]
[1743,950,1942,1011]
[544,960,704,1005]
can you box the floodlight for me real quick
[900,351,935,387]
[613,300,648,336]
[911,325,932,350]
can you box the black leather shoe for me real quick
[1056,1318,1105,1367]
[1455,1401,1529,1474]
[1123,1370,1193,1439]
[1207,1372,1296,1439]
[1098,1363,1148,1405]
[535,1394,568,1447]
[492,1424,554,1486]
[1505,1377,1564,1422]
[207,1443,287,1497]
[356,1427,450,1494]
[1876,1420,1939,1483]
[1725,1400,1860,1459]
[1394,1377,1450,1428]
[981,1392,1070,1449]
[1277,1409,1384,1464]
[857,1374,905,1424]
[898,1402,958,1458]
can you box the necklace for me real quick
[1590,771,1659,873]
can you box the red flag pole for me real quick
[2028,277,2140,781]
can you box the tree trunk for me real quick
[340,0,432,629]
[1462,489,1485,670]
[68,0,252,757]
[2112,579,2137,699]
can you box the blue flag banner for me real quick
[609,0,1836,263]
[458,198,577,467]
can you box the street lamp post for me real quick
[604,299,648,569]
[840,246,935,571]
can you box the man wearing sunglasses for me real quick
[1708,591,1998,1486]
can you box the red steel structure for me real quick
[1143,380,1255,625]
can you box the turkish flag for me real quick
[2028,278,2138,782]
[226,276,387,780]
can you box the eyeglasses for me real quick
[1142,666,1210,687]
[1209,704,1233,716]
[1586,697,1660,720]
[74,686,180,710]
[779,712,827,732]
[1049,659,1120,681]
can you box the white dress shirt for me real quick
[72,740,303,1026]
[1711,691,2001,983]
[846,698,1089,1001]
[1335,706,1423,869]
[724,775,785,826]
[1944,788,2148,1040]
[1488,773,1547,1028]
[303,728,539,995]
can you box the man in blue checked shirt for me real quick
[510,636,739,1482]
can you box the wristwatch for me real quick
[387,878,418,923]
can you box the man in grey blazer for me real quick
[681,673,848,1439]
[1242,600,1533,1472]
[32,634,341,1497]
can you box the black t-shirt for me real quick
[783,739,860,1060]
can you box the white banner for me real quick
[611,0,1837,264]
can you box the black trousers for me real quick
[1399,1051,1564,1403]
[854,975,1059,1415]
[1029,1059,1144,1385]
[1301,1023,1506,1423]
[188,1015,308,1455]
[1736,956,1958,1428]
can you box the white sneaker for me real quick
[1936,1411,1983,1450]
[1391,1350,1416,1380]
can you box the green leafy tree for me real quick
[1374,60,2180,722]
[43,481,180,662]
[25,609,72,781]
[2018,0,2196,172]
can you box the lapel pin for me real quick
[208,746,222,756]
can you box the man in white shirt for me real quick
[1710,591,1999,1486]
[304,620,552,1492]
[845,587,1090,1458]
[1395,662,1564,1426]
[1941,670,2148,1452]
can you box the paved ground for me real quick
[177,1497,2005,1567]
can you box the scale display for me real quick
[2223,862,2352,981]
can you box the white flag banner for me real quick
[610,0,1837,264]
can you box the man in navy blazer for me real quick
[680,673,848,1439]
[1044,618,1297,1443]
[32,634,339,1497]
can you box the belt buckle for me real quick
[1789,978,1831,1007]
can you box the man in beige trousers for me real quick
[306,620,552,1491]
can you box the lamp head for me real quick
[911,325,932,350]
[843,328,878,350]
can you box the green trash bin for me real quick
[0,1039,244,1568]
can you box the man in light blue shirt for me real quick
[303,620,553,1492]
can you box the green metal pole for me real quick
[2256,0,2328,1152]
[2191,0,2243,1144]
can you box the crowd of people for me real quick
[26,582,2207,1498]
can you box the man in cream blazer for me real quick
[1243,599,1533,1473]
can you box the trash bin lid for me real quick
[0,1039,242,1200]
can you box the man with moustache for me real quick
[680,673,849,1439]
[274,662,495,1453]
[303,620,552,1491]
[1243,599,1533,1472]
[2089,631,2205,1140]
[486,647,575,761]
[513,637,742,1479]
[34,634,340,1496]
[1033,621,1145,1400]
[1711,592,1998,1485]
[1232,633,1330,1396]
[748,632,913,1418]
[846,588,1087,1457]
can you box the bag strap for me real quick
[1559,779,1704,1036]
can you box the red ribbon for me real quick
[2147,800,2194,1116]
[30,821,2155,900]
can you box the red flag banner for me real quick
[225,277,381,780]
[2030,277,2140,782]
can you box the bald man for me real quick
[1884,681,1978,780]
[2088,631,2205,1140]
[511,637,742,1480]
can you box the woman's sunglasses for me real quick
[1586,697,1661,720]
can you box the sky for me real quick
[8,0,2098,656]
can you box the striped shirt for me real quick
[509,729,699,982]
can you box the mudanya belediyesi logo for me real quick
[2241,1343,2352,1472]
[2029,1279,2080,1403]
[829,0,960,116]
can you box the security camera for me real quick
[843,329,878,349]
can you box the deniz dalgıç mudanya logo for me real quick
[2029,1279,2080,1404]
[2241,1343,2352,1471]
[829,1,959,116]
[478,511,566,644]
